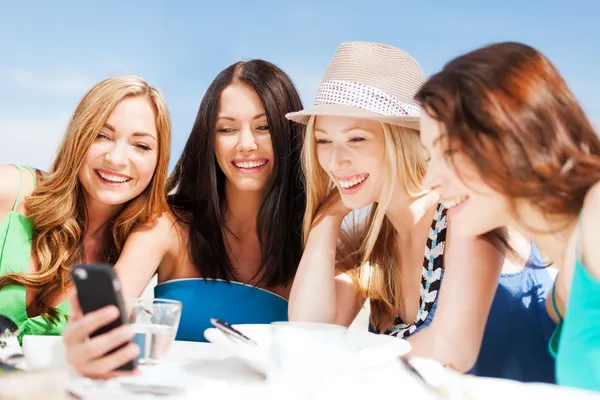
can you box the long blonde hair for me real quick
[302,116,428,330]
[0,76,171,322]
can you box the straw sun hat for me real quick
[286,42,425,130]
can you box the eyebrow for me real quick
[314,126,375,135]
[103,123,156,141]
[218,113,266,121]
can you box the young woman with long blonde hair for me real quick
[288,42,556,382]
[0,75,171,341]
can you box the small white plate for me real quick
[204,323,411,376]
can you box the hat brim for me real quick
[286,103,420,131]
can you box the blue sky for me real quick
[1,0,599,170]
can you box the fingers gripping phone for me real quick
[71,263,137,371]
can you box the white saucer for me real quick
[204,323,411,377]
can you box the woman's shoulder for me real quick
[133,209,184,236]
[580,181,600,246]
[0,165,35,216]
[582,181,600,213]
[579,181,600,278]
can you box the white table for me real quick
[4,338,600,399]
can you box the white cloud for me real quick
[2,67,96,96]
[0,114,69,171]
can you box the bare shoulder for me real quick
[581,181,600,234]
[0,165,35,216]
[580,181,600,278]
[132,209,181,238]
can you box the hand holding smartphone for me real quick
[71,263,137,371]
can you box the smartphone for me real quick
[71,263,137,371]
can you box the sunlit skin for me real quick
[419,112,511,237]
[215,82,274,194]
[78,96,159,214]
[314,115,385,210]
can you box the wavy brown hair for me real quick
[0,76,171,322]
[415,42,600,222]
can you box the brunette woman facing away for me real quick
[417,41,600,391]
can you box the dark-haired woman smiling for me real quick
[62,60,306,378]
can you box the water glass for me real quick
[127,298,182,365]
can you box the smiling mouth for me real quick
[232,160,268,170]
[336,174,369,189]
[95,169,132,184]
[442,195,469,209]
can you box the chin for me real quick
[95,192,140,207]
[231,177,269,192]
[234,183,267,193]
[454,219,495,238]
[339,195,371,211]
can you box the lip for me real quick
[443,196,470,218]
[94,169,133,186]
[95,168,132,179]
[334,173,368,182]
[231,159,269,174]
[336,173,369,195]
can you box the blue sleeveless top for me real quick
[370,205,556,382]
[471,248,556,383]
[154,278,288,342]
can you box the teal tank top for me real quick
[0,165,70,342]
[550,213,600,392]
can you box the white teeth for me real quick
[98,171,130,183]
[443,195,468,209]
[234,160,267,169]
[338,175,367,189]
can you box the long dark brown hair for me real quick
[415,42,600,220]
[167,60,306,288]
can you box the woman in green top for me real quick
[416,42,600,392]
[0,75,171,342]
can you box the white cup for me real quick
[21,335,67,370]
[268,322,362,392]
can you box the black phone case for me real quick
[72,263,137,371]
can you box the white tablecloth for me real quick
[49,340,600,400]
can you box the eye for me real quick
[349,137,365,143]
[256,125,269,131]
[217,127,235,133]
[443,148,458,157]
[135,143,152,151]
[316,138,331,144]
[96,132,110,140]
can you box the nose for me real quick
[422,159,442,191]
[236,129,258,153]
[104,141,128,167]
[328,143,351,173]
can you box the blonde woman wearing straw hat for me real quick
[287,42,557,381]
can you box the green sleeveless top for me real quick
[549,212,600,392]
[0,165,70,343]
